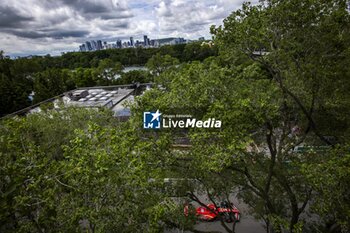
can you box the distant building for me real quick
[153,37,185,47]
[198,37,205,41]
[79,44,86,52]
[97,40,103,50]
[130,37,134,47]
[85,41,92,51]
[135,40,142,47]
[144,35,149,46]
[116,39,122,48]
[91,40,98,50]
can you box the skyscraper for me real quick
[143,35,148,46]
[97,40,103,50]
[85,41,92,51]
[116,39,122,48]
[130,37,134,47]
[91,40,98,51]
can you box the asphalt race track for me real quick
[166,196,266,233]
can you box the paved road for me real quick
[167,216,265,233]
[166,195,266,233]
[193,196,265,233]
[194,216,265,233]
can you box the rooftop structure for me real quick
[3,84,152,119]
[64,88,134,109]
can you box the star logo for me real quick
[150,110,161,122]
[143,110,162,129]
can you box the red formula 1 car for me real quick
[186,201,240,223]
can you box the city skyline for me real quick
[78,35,196,52]
[0,0,254,57]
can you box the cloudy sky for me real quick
[0,0,250,57]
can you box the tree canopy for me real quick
[1,1,350,233]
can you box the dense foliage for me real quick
[1,0,350,233]
[0,107,177,232]
[132,0,350,232]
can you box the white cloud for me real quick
[0,0,254,56]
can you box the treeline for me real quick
[13,42,217,70]
[0,42,217,116]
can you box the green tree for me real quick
[0,55,33,116]
[131,1,350,228]
[71,67,96,87]
[0,107,115,232]
[132,61,283,233]
[146,53,179,76]
[0,73,18,115]
[183,42,217,62]
[302,146,350,232]
[211,0,350,145]
[115,70,152,85]
[33,69,70,103]
[0,107,172,232]
[208,1,350,231]
[96,59,123,85]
